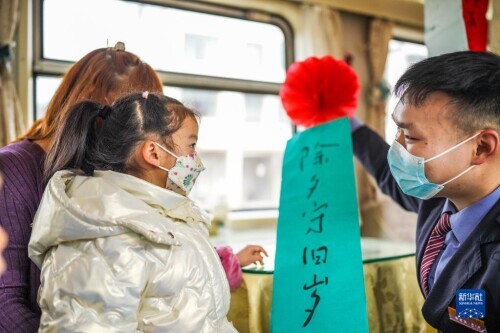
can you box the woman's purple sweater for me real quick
[0,139,243,332]
[0,140,45,332]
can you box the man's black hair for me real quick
[395,51,500,134]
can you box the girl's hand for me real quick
[236,245,269,267]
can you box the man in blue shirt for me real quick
[352,51,499,332]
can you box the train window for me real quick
[34,76,62,120]
[41,0,286,82]
[165,86,291,210]
[384,39,428,142]
[34,0,293,211]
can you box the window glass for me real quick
[243,154,282,204]
[168,87,218,117]
[35,76,62,119]
[37,0,292,211]
[189,151,227,208]
[167,86,291,210]
[35,78,292,209]
[42,0,286,82]
[384,40,428,142]
[245,94,264,121]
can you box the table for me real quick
[213,229,428,333]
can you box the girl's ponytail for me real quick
[43,101,109,181]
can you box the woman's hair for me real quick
[19,43,163,142]
[44,92,198,181]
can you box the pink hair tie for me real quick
[142,91,149,99]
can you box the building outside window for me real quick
[34,0,293,212]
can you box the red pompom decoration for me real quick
[280,56,360,128]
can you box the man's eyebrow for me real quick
[391,113,412,129]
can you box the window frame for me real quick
[383,29,427,143]
[32,0,295,121]
[32,0,295,211]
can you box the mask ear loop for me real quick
[153,142,179,159]
[154,142,179,173]
[157,164,172,173]
[423,132,482,164]
[439,165,476,186]
[428,131,482,186]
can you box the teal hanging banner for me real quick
[271,118,368,333]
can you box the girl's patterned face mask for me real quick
[154,143,205,196]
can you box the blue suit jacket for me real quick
[353,126,500,332]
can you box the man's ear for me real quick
[472,129,499,165]
[140,140,161,168]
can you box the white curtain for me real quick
[366,18,393,136]
[0,0,25,146]
[296,4,344,60]
[357,18,393,234]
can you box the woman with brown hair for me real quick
[0,43,163,332]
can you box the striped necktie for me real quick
[420,212,452,296]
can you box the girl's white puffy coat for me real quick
[29,170,237,333]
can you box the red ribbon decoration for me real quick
[462,0,489,51]
[280,56,360,128]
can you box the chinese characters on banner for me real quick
[271,118,368,332]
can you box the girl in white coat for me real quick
[29,92,238,332]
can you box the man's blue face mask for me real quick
[387,131,480,200]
